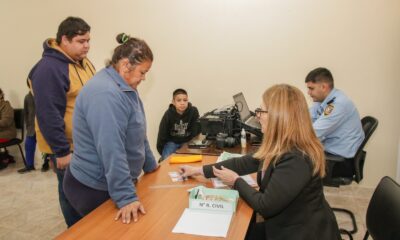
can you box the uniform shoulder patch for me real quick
[324,103,335,116]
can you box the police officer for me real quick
[305,67,364,161]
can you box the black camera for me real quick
[215,133,237,149]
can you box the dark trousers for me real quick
[50,155,82,227]
[63,167,110,217]
[245,212,266,240]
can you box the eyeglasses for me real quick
[254,108,268,117]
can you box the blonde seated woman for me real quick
[180,84,341,240]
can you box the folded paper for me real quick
[169,155,203,164]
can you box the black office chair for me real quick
[323,116,379,237]
[362,176,400,240]
[0,109,26,166]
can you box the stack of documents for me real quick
[216,151,244,162]
[212,175,257,188]
[212,151,257,188]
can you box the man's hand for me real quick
[56,153,71,169]
[115,201,146,224]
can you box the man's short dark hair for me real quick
[305,67,334,89]
[56,17,91,44]
[173,88,187,98]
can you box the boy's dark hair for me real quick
[305,67,334,89]
[56,17,91,44]
[173,88,187,98]
[0,88,3,100]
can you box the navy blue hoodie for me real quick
[28,39,95,156]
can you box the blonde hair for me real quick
[253,84,325,177]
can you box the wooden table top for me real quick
[55,155,253,240]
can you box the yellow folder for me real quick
[169,155,203,164]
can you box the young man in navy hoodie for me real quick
[28,16,95,227]
[157,89,200,161]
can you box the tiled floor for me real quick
[0,158,65,240]
[0,156,374,240]
[324,183,373,240]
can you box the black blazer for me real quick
[203,150,341,240]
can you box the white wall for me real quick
[1,0,399,187]
[397,138,400,182]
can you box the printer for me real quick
[199,104,239,140]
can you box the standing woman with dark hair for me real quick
[63,33,158,223]
[180,84,341,240]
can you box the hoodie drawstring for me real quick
[73,63,95,86]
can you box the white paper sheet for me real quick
[216,151,244,162]
[212,175,257,188]
[213,151,257,188]
[172,208,233,237]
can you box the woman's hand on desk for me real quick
[115,201,146,224]
[179,165,203,177]
[212,166,239,187]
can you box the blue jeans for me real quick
[24,135,36,167]
[161,141,182,161]
[50,155,82,227]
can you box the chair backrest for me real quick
[365,176,400,240]
[13,108,24,140]
[353,116,378,182]
[359,116,378,151]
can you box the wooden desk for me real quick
[176,139,259,156]
[56,155,253,240]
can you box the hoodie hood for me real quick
[42,38,75,64]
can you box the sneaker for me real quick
[17,166,35,174]
[41,162,50,172]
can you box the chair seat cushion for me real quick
[0,138,22,147]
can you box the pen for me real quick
[181,171,188,181]
[180,169,188,181]
[194,189,199,199]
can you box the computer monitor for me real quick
[233,92,252,122]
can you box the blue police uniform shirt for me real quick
[310,88,365,158]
